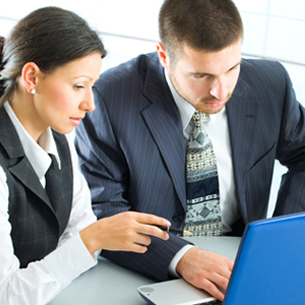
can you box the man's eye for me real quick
[193,74,208,79]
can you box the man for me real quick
[75,0,305,301]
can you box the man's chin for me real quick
[197,103,226,115]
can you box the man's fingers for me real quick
[209,272,230,293]
[202,280,225,302]
[177,247,234,301]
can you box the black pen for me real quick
[156,225,193,236]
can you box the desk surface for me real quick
[48,236,241,305]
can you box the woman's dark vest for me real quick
[0,108,73,268]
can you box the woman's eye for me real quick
[74,84,84,90]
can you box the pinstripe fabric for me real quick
[75,52,305,281]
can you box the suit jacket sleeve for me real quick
[75,82,190,281]
[272,63,305,215]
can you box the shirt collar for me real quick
[165,70,221,130]
[4,102,61,180]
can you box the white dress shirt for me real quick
[165,72,240,276]
[0,102,98,305]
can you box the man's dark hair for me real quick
[159,0,243,61]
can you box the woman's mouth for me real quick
[69,117,83,126]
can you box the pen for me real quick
[156,225,193,236]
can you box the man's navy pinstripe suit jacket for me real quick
[75,52,305,281]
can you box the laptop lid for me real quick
[138,212,305,305]
[224,211,305,304]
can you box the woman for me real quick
[0,7,170,305]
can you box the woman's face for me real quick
[33,52,102,136]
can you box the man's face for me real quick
[158,39,242,115]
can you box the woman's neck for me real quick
[9,89,46,142]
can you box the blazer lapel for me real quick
[0,108,55,213]
[8,159,54,211]
[226,76,260,219]
[141,58,186,210]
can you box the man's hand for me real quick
[176,247,234,301]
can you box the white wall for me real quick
[1,0,304,215]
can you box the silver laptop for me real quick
[138,278,217,305]
[138,212,305,305]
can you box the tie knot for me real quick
[192,111,209,130]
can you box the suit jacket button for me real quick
[173,215,184,223]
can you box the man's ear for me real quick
[21,62,40,94]
[156,42,170,69]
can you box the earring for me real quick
[30,88,36,94]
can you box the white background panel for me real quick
[270,0,305,19]
[240,12,268,56]
[265,17,305,64]
[233,0,269,14]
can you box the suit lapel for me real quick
[226,76,260,219]
[141,58,186,210]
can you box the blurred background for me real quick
[1,0,304,215]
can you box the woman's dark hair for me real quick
[159,0,243,64]
[0,6,106,105]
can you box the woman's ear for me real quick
[21,62,40,94]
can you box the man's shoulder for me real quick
[240,58,288,86]
[241,58,285,76]
[235,58,290,100]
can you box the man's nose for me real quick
[209,75,228,101]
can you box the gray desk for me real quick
[48,237,241,305]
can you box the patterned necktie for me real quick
[184,111,222,236]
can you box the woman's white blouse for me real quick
[0,103,98,305]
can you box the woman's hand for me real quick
[80,211,171,254]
